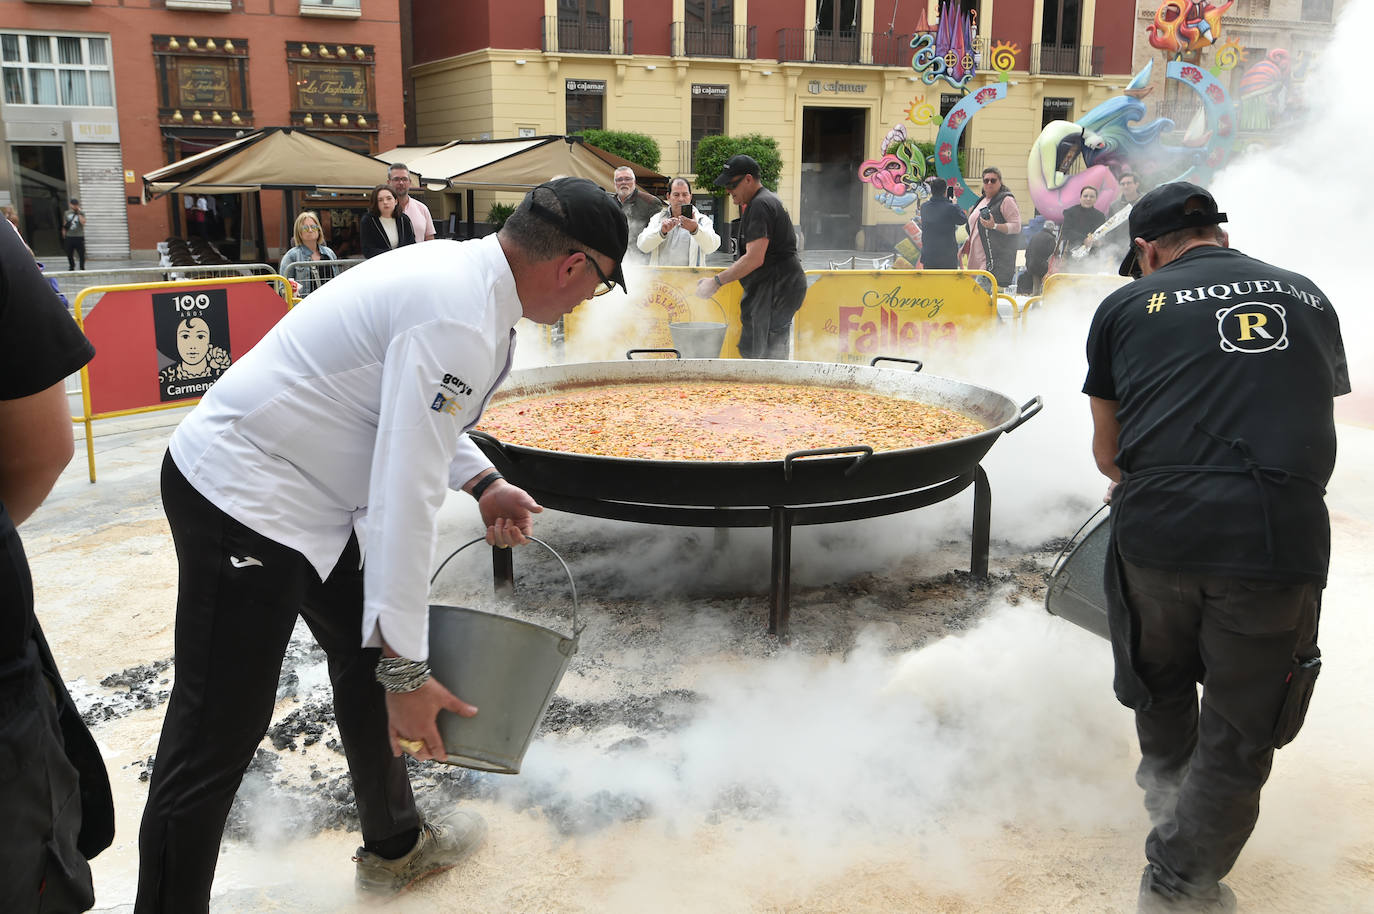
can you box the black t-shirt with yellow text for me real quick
[1084,245,1349,584]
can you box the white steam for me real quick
[197,8,1374,910]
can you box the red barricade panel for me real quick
[81,281,287,415]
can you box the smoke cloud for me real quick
[191,8,1374,909]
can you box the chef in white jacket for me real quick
[135,178,628,913]
[636,176,721,266]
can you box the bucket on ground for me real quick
[427,536,581,773]
[1045,506,1110,640]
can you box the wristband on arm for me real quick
[470,471,504,500]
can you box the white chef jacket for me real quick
[169,234,519,661]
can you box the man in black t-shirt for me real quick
[1083,183,1349,913]
[695,155,807,358]
[0,219,113,911]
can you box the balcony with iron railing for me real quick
[1030,43,1103,77]
[670,22,757,59]
[542,17,633,55]
[776,29,914,67]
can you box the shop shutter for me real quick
[75,143,131,260]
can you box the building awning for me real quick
[143,127,392,196]
[377,135,665,193]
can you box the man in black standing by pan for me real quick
[1084,182,1349,913]
[694,155,807,359]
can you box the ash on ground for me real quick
[72,524,1064,846]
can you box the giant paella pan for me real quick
[470,356,1041,634]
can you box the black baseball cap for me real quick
[713,154,761,187]
[526,176,629,292]
[1118,181,1228,277]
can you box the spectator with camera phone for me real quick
[637,176,721,267]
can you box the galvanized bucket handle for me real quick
[430,536,582,638]
[699,295,728,325]
[1048,503,1109,581]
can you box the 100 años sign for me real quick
[75,278,289,416]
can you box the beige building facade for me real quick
[406,0,1342,248]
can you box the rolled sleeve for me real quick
[447,436,491,490]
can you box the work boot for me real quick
[354,811,487,897]
[1137,864,1237,913]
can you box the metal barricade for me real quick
[45,264,281,310]
[281,257,364,300]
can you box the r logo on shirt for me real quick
[1216,302,1288,354]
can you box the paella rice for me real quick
[476,381,986,461]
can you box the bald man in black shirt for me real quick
[1084,183,1348,913]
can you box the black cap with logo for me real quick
[713,154,761,187]
[1118,181,1228,277]
[526,176,630,292]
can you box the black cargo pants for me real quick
[1121,559,1321,905]
[738,262,807,359]
[135,453,419,913]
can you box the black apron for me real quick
[1104,428,1324,711]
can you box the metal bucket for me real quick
[427,537,580,773]
[668,320,727,359]
[1045,506,1111,640]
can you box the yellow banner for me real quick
[563,266,743,360]
[792,270,1010,364]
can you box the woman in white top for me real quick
[360,184,416,258]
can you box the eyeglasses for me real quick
[726,177,746,191]
[301,225,320,232]
[982,176,1000,184]
[570,249,617,296]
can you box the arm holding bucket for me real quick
[380,643,478,762]
[1089,396,1121,503]
[695,234,768,298]
[461,469,542,547]
[362,325,492,662]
